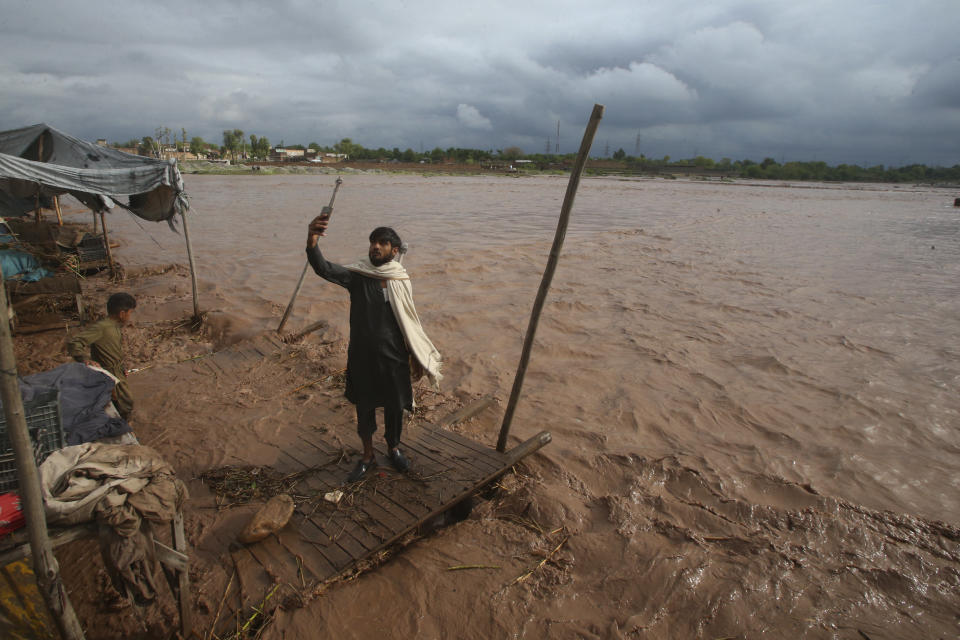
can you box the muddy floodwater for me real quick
[104,174,959,638]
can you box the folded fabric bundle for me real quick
[17,362,131,444]
[40,443,188,603]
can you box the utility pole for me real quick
[555,120,560,154]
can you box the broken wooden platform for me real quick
[217,424,550,634]
[197,332,551,635]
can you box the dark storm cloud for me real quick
[0,0,956,166]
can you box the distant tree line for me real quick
[608,151,960,184]
[112,133,959,183]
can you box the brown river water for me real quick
[101,174,959,638]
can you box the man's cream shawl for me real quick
[344,257,442,387]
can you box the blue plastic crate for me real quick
[0,389,64,493]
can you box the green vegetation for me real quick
[607,154,960,184]
[116,133,960,184]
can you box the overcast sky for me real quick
[1,0,957,166]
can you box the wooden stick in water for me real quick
[180,209,201,322]
[100,211,116,277]
[496,104,604,452]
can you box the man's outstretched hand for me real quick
[307,208,331,247]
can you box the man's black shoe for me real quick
[346,458,377,483]
[388,448,410,472]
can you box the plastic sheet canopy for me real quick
[0,123,188,222]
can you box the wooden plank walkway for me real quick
[199,333,551,634]
[217,426,551,634]
[194,331,288,380]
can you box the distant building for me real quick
[270,147,306,161]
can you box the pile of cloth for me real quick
[19,361,132,444]
[2,362,186,603]
[40,443,187,603]
[0,363,132,536]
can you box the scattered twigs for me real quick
[511,536,568,585]
[200,463,336,507]
[176,353,212,364]
[286,368,347,397]
[147,428,170,448]
[286,377,325,396]
[281,319,328,343]
[295,555,306,588]
[439,395,496,427]
[208,570,235,640]
[446,564,501,571]
[498,513,549,536]
[239,583,280,635]
[126,363,155,374]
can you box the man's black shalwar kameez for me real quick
[306,245,412,447]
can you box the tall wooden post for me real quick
[0,266,86,640]
[34,136,44,224]
[53,196,63,226]
[180,210,201,322]
[98,212,116,278]
[496,104,604,452]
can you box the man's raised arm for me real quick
[305,215,351,287]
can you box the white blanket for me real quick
[344,257,442,387]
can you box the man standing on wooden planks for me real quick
[306,214,441,483]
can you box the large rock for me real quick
[238,494,296,544]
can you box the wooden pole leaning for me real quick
[180,210,201,323]
[277,262,310,334]
[496,104,604,452]
[277,177,343,333]
[0,266,86,640]
[34,136,44,224]
[54,196,63,226]
[99,211,116,278]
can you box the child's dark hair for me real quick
[107,292,137,315]
[369,226,402,248]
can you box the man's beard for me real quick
[369,252,392,266]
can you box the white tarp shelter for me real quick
[0,123,187,221]
[0,123,200,319]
